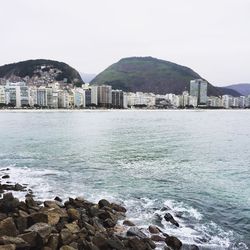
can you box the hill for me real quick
[222,84,250,96]
[0,59,84,85]
[91,57,233,96]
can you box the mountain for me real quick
[0,59,84,85]
[216,87,241,97]
[91,57,231,96]
[222,84,250,96]
[80,73,96,83]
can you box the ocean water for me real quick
[0,110,249,249]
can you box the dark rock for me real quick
[19,231,37,247]
[0,213,7,221]
[88,205,102,217]
[0,217,18,237]
[0,193,20,213]
[98,199,111,208]
[106,236,125,249]
[46,233,59,250]
[111,203,127,213]
[44,200,63,209]
[26,222,52,244]
[123,220,135,226]
[103,218,116,228]
[15,216,28,233]
[54,196,63,202]
[25,196,38,208]
[151,235,165,242]
[14,183,25,191]
[59,228,73,245]
[65,222,80,233]
[67,208,80,221]
[164,213,179,227]
[127,237,149,250]
[127,227,147,239]
[28,212,48,226]
[2,175,10,179]
[189,244,200,250]
[148,225,160,234]
[165,235,182,250]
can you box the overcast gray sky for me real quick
[0,0,249,86]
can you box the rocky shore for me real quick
[0,170,199,250]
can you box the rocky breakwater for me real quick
[0,171,199,250]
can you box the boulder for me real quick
[148,225,160,234]
[164,213,179,227]
[65,222,80,234]
[0,245,16,250]
[67,208,80,221]
[151,235,165,242]
[123,220,135,226]
[28,212,48,225]
[59,246,75,250]
[0,236,29,248]
[26,222,52,244]
[59,228,73,245]
[2,175,10,179]
[44,200,63,209]
[46,233,59,250]
[0,193,20,213]
[0,217,18,237]
[47,210,61,225]
[19,231,37,247]
[127,227,147,239]
[98,199,111,208]
[111,203,127,213]
[165,235,182,250]
[54,196,63,202]
[127,237,149,250]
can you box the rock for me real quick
[25,196,38,208]
[60,246,75,250]
[26,222,52,244]
[0,217,18,237]
[123,220,135,226]
[98,199,111,208]
[127,227,147,239]
[65,222,80,234]
[14,183,24,191]
[14,216,28,233]
[44,200,62,209]
[59,228,73,245]
[28,212,48,225]
[67,208,80,221]
[148,225,160,234]
[164,213,179,227]
[0,245,16,250]
[46,233,59,250]
[151,235,165,242]
[54,196,63,202]
[189,244,200,250]
[88,205,101,217]
[0,193,20,213]
[0,213,7,221]
[111,203,127,213]
[92,234,107,248]
[106,236,125,249]
[19,231,37,247]
[2,175,10,179]
[143,238,156,249]
[0,236,29,248]
[103,218,116,228]
[165,235,182,250]
[47,210,61,225]
[127,237,149,250]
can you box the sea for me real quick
[0,110,249,249]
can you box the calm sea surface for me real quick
[0,110,249,249]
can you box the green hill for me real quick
[0,59,84,85]
[91,57,239,96]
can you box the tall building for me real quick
[91,86,98,106]
[37,86,47,107]
[112,90,124,108]
[190,79,208,106]
[0,85,6,104]
[97,85,112,107]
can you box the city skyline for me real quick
[0,0,250,86]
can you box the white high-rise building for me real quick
[190,79,208,106]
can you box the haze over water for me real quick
[0,110,249,249]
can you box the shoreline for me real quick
[0,170,198,250]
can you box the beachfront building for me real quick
[127,92,156,108]
[91,86,98,106]
[37,86,48,107]
[112,90,124,108]
[73,88,85,108]
[0,85,6,104]
[97,85,112,108]
[29,86,37,107]
[190,79,208,106]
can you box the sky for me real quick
[0,0,249,86]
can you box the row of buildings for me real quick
[0,80,249,109]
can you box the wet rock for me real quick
[19,231,37,247]
[111,203,127,213]
[103,218,116,228]
[25,196,38,208]
[127,237,149,250]
[0,236,29,248]
[98,199,111,208]
[2,175,10,179]
[13,183,25,191]
[151,235,165,242]
[127,227,147,239]
[165,235,182,250]
[123,220,135,226]
[164,213,179,227]
[0,217,18,237]
[189,244,200,250]
[143,238,156,249]
[54,196,63,202]
[0,193,20,213]
[148,225,160,234]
